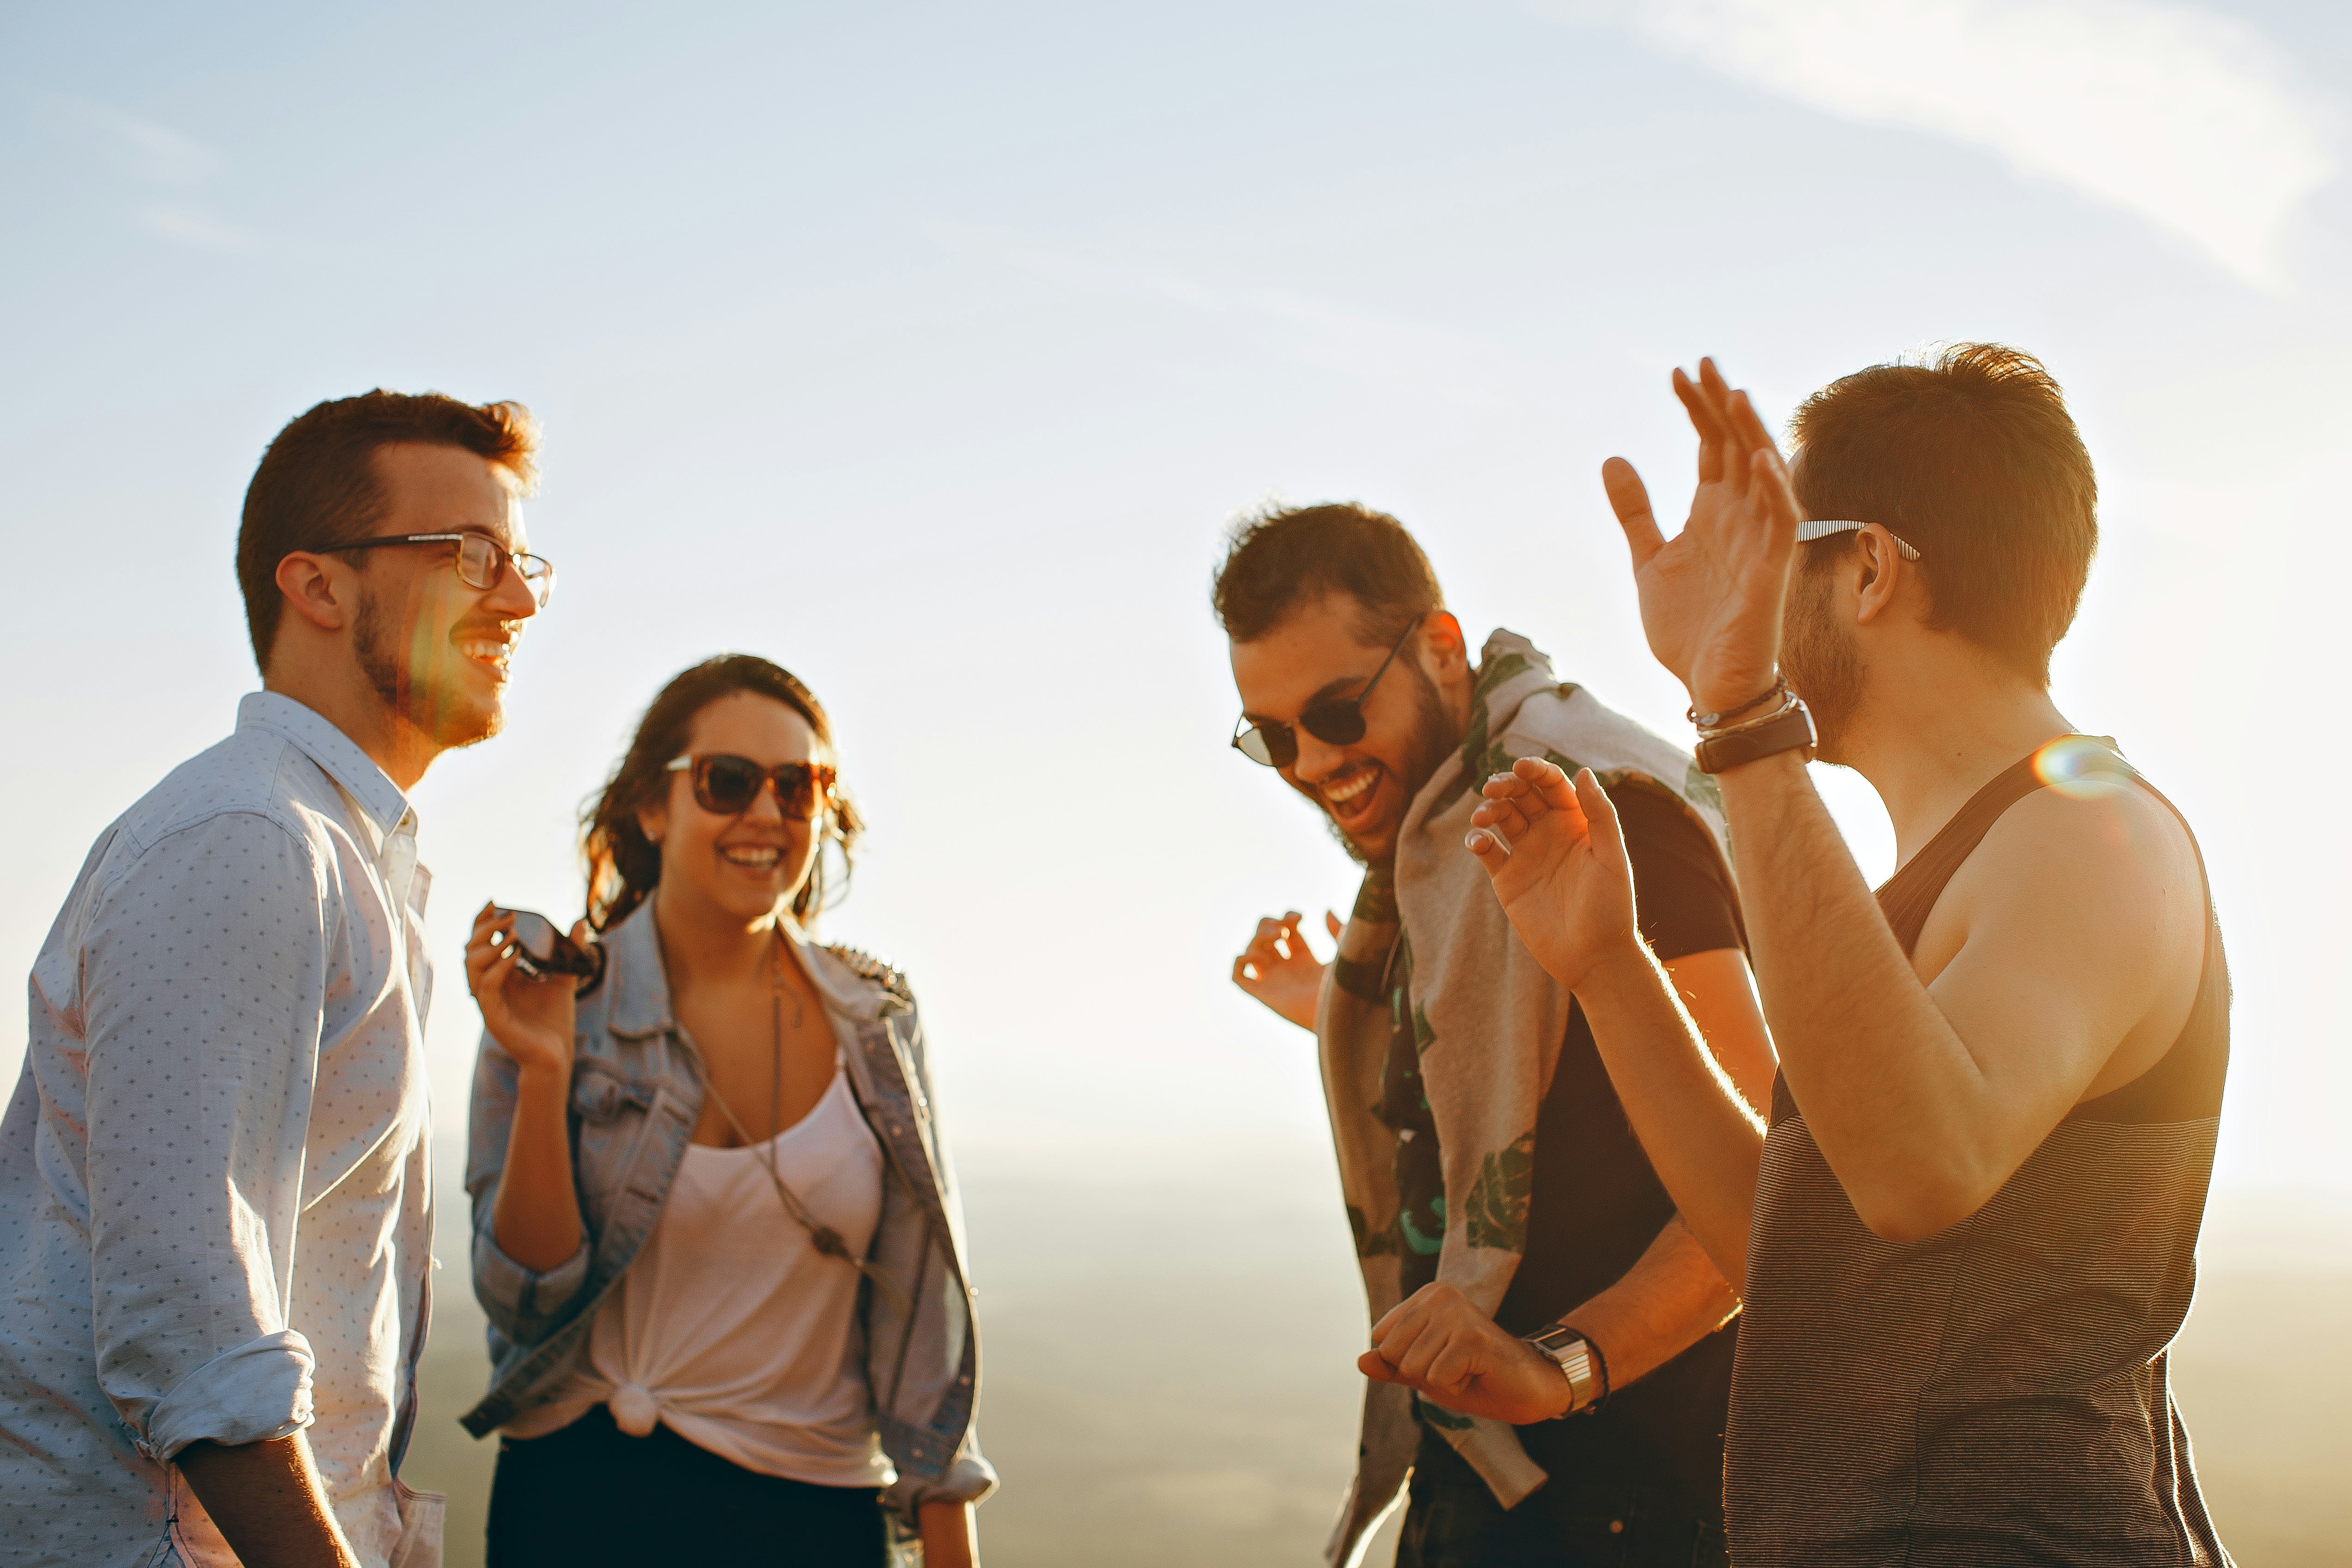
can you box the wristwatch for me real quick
[1694,696,1816,775]
[1523,1324,1605,1418]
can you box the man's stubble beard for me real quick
[1783,562,1863,764]
[353,586,503,751]
[1324,664,1460,870]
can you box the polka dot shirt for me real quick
[0,692,437,1567]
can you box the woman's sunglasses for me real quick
[665,754,838,819]
[1230,616,1421,769]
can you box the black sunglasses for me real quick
[1231,616,1421,769]
[666,754,838,819]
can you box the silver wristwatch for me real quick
[1523,1324,1603,1418]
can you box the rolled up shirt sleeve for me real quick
[882,1433,999,1519]
[470,1221,591,1342]
[80,811,329,1458]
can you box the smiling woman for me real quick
[459,654,993,1568]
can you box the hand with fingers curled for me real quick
[1467,761,1642,994]
[465,900,585,1081]
[1231,908,1342,1032]
[1605,357,1809,715]
[1358,1281,1574,1426]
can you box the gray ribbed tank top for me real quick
[1723,741,2232,1566]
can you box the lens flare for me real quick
[2031,734,2135,799]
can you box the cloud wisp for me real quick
[39,93,259,255]
[1613,0,2336,292]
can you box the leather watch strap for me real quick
[1695,699,1817,775]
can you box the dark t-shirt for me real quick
[1374,781,1746,1489]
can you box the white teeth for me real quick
[459,640,511,664]
[721,847,781,868]
[1323,769,1379,805]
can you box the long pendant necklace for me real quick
[700,931,906,1312]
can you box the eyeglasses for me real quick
[1231,616,1421,769]
[666,754,838,819]
[313,532,557,608]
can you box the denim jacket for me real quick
[460,899,994,1524]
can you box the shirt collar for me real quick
[237,691,415,842]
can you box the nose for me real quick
[1289,727,1350,785]
[741,778,789,825]
[484,552,542,621]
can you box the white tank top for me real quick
[507,1063,892,1488]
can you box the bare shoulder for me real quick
[1919,772,2206,1077]
[2011,770,2199,886]
[1938,777,2201,953]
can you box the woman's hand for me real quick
[1231,909,1340,1032]
[1467,762,1641,993]
[465,902,581,1079]
[1606,359,1806,714]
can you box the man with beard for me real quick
[0,392,548,1568]
[1221,503,1774,1568]
[1399,347,2232,1565]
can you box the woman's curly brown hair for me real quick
[581,655,865,932]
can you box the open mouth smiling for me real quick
[1318,763,1383,823]
[456,632,516,674]
[719,844,784,870]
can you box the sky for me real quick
[4,0,2348,1205]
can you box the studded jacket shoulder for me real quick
[827,942,914,1006]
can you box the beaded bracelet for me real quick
[1687,675,1787,732]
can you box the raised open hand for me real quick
[1232,909,1340,1032]
[1467,761,1639,993]
[1606,359,1805,713]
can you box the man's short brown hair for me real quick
[1790,343,2096,684]
[236,390,541,671]
[1212,501,1444,646]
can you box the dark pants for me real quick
[1396,1433,1728,1568]
[486,1403,888,1567]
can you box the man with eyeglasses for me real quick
[0,390,548,1568]
[1219,503,1773,1568]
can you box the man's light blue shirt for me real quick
[0,693,439,1567]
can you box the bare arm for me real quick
[176,1434,360,1568]
[1610,362,2201,1240]
[467,903,584,1272]
[1712,748,2196,1239]
[1469,764,1769,1288]
[920,1501,980,1568]
[1360,1218,1736,1423]
[1360,945,1762,1415]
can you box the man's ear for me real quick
[1852,531,1906,627]
[274,552,355,635]
[1425,610,1471,677]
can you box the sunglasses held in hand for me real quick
[492,908,607,992]
[666,754,839,819]
[1230,616,1421,769]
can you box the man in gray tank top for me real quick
[1368,346,2233,1565]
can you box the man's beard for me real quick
[1324,664,1458,868]
[1783,564,1863,763]
[353,587,504,750]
